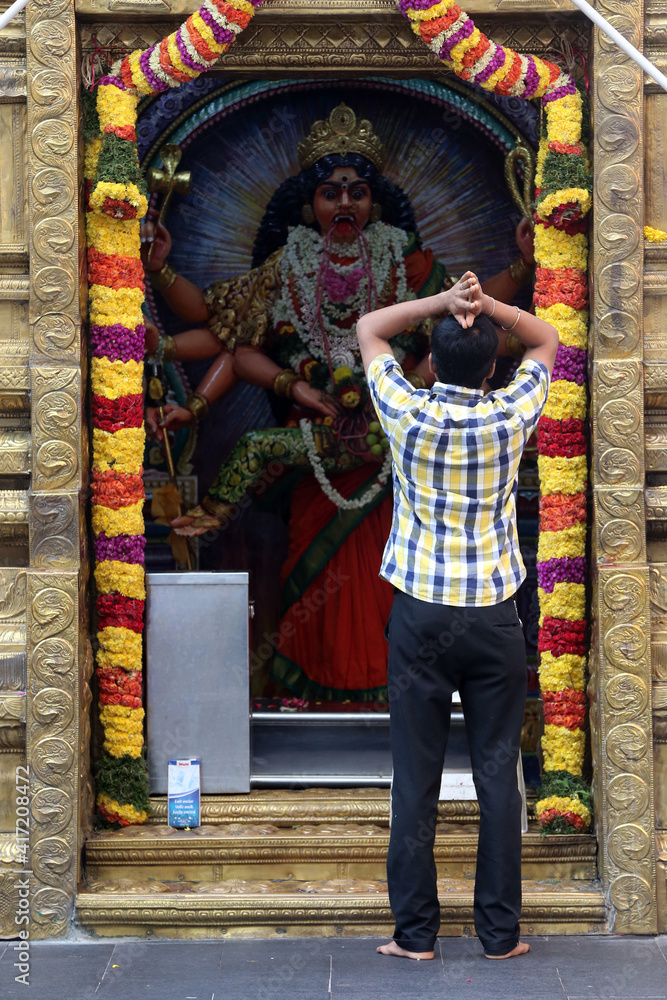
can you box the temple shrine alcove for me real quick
[0,0,663,941]
[135,79,546,796]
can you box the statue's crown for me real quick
[297,104,385,172]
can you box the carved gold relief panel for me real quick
[75,0,580,16]
[657,833,667,933]
[23,0,84,940]
[26,0,80,360]
[25,571,79,939]
[645,94,667,234]
[0,569,26,694]
[597,569,656,932]
[79,15,591,74]
[594,489,646,567]
[592,0,657,934]
[657,746,667,832]
[30,367,81,494]
[0,301,29,362]
[0,104,27,248]
[594,360,645,489]
[644,276,667,363]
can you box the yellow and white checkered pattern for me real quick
[368,354,550,606]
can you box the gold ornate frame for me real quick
[0,0,664,937]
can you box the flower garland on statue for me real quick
[273,223,414,377]
[398,0,593,833]
[301,418,392,510]
[85,0,266,827]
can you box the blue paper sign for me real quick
[168,758,201,828]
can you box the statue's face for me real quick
[312,167,373,243]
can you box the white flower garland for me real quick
[300,418,392,511]
[273,223,413,374]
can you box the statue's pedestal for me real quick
[146,572,250,794]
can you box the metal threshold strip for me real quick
[251,773,393,787]
[252,711,464,725]
[250,769,474,789]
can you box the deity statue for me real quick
[144,104,534,701]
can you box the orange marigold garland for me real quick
[85,0,266,827]
[398,0,592,832]
[87,0,592,829]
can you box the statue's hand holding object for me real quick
[515,218,535,266]
[140,208,172,272]
[292,381,339,419]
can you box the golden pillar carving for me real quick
[591,0,657,933]
[24,0,86,938]
[25,571,79,937]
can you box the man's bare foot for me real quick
[485,941,530,960]
[376,941,434,961]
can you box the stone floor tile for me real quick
[0,942,115,1000]
[95,941,224,1000]
[214,938,333,999]
[542,936,667,999]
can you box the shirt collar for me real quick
[430,381,484,404]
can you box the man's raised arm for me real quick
[356,272,482,375]
[477,293,559,375]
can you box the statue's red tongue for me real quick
[333,217,354,240]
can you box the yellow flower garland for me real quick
[91,358,143,400]
[100,703,145,725]
[534,795,591,827]
[542,380,587,422]
[84,136,103,181]
[89,181,149,217]
[89,286,145,329]
[97,82,140,131]
[539,651,586,693]
[86,215,141,258]
[544,91,583,144]
[97,793,149,825]
[542,724,585,776]
[98,625,143,658]
[97,648,143,673]
[95,560,146,601]
[537,455,588,496]
[536,188,592,222]
[537,521,587,562]
[103,729,144,754]
[536,305,588,349]
[91,502,145,539]
[537,582,586,625]
[93,427,145,474]
[406,0,452,22]
[535,227,588,271]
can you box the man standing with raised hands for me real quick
[356,272,558,961]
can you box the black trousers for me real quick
[385,588,527,955]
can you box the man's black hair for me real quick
[430,313,499,390]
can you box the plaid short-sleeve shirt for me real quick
[367,353,550,607]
